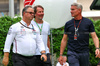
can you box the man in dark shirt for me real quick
[59,3,99,66]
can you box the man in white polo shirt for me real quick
[2,5,47,66]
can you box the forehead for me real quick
[37,7,44,11]
[26,7,34,12]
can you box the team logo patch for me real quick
[20,29,26,35]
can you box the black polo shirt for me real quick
[64,17,95,52]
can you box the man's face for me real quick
[35,7,44,20]
[24,7,34,20]
[70,6,80,17]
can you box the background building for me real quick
[78,0,100,20]
[0,0,23,17]
[0,0,100,20]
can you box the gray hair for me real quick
[71,3,83,12]
[22,5,33,16]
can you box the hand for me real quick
[41,54,47,62]
[2,56,9,66]
[95,49,100,58]
[58,56,63,65]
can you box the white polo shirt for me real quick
[31,20,50,55]
[3,20,45,56]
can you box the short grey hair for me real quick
[22,5,33,16]
[71,3,83,12]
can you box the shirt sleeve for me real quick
[36,33,45,52]
[3,25,16,53]
[89,21,95,32]
[48,24,50,35]
[64,22,68,34]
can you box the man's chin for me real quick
[71,15,74,17]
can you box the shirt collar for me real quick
[20,20,32,27]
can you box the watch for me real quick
[96,48,100,50]
[41,53,47,55]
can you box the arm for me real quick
[59,34,68,65]
[2,52,9,66]
[2,26,16,65]
[90,32,99,57]
[36,34,47,61]
[47,35,50,52]
[3,26,15,52]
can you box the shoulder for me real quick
[82,17,94,26]
[8,22,20,32]
[31,20,35,24]
[43,21,50,29]
[43,20,50,26]
[10,22,20,28]
[65,19,74,25]
[66,18,74,23]
[82,17,92,22]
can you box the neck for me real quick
[23,18,31,26]
[34,18,43,24]
[74,15,82,20]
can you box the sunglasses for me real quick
[25,11,34,14]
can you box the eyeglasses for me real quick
[25,11,34,14]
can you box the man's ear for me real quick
[23,12,26,16]
[79,8,81,13]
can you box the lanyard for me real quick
[19,22,35,31]
[34,19,43,35]
[74,19,82,34]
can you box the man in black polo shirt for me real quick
[59,3,99,66]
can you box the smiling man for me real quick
[31,5,51,66]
